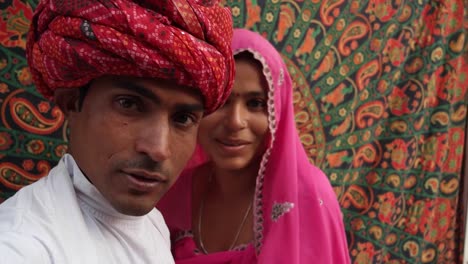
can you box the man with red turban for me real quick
[0,0,235,263]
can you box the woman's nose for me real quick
[224,103,247,131]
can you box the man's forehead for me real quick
[97,76,204,109]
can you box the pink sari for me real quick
[158,29,350,263]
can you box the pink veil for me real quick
[158,29,350,263]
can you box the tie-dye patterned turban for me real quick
[26,0,234,113]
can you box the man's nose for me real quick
[134,119,171,162]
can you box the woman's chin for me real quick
[213,158,250,171]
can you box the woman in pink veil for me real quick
[157,28,350,263]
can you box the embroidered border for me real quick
[173,229,194,244]
[233,48,278,255]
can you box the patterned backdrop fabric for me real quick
[0,0,467,263]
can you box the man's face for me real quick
[66,76,204,216]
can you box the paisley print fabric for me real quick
[1,0,467,263]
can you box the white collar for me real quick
[62,154,149,226]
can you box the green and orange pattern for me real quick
[1,0,467,263]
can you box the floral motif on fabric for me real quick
[271,202,294,222]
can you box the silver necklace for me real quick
[197,174,253,254]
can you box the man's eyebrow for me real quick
[112,79,205,113]
[112,80,160,103]
[174,103,204,113]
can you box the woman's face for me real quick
[198,57,269,171]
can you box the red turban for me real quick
[26,0,234,113]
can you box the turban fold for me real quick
[26,0,235,113]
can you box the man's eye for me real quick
[173,113,198,127]
[115,97,142,111]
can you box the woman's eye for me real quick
[247,98,266,109]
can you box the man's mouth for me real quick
[128,173,160,183]
[122,168,167,182]
[121,169,167,192]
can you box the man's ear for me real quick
[54,88,81,116]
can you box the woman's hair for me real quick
[234,51,268,92]
[234,51,263,70]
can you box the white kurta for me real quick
[0,154,174,264]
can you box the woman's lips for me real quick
[216,138,250,153]
[217,138,250,146]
